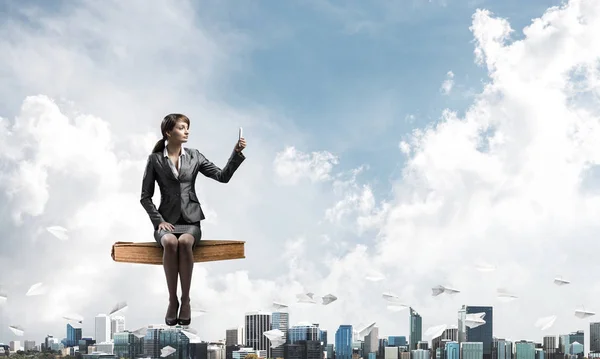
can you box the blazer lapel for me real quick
[159,155,179,181]
[178,148,191,180]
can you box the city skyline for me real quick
[3,307,597,354]
[1,0,600,355]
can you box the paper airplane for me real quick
[382,292,409,311]
[264,329,286,348]
[365,270,385,281]
[497,288,518,302]
[357,322,376,338]
[160,346,176,357]
[181,329,202,343]
[464,313,486,329]
[62,313,84,324]
[321,294,338,305]
[109,301,128,316]
[272,302,288,310]
[432,285,460,296]
[296,293,317,304]
[534,315,557,331]
[424,324,448,338]
[46,226,69,241]
[553,277,570,286]
[8,325,24,336]
[26,282,47,296]
[575,308,595,319]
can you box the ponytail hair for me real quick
[150,113,190,154]
[151,136,166,153]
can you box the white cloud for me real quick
[3,0,600,351]
[0,96,120,225]
[440,70,455,95]
[324,167,391,233]
[273,146,339,184]
[372,0,600,344]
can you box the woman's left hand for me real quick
[235,137,247,152]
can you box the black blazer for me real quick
[140,147,245,229]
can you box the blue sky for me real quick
[191,0,565,192]
[2,0,600,350]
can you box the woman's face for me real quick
[168,120,189,143]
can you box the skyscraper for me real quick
[289,323,320,343]
[364,326,379,357]
[462,342,484,359]
[335,325,353,359]
[245,311,271,357]
[271,312,289,359]
[226,325,244,346]
[568,330,584,350]
[410,307,423,351]
[515,341,535,359]
[94,314,110,344]
[66,324,82,347]
[110,316,125,339]
[458,305,493,359]
[446,341,460,359]
[591,323,600,352]
[494,338,512,359]
[543,336,556,352]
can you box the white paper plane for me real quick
[46,226,69,241]
[382,292,409,311]
[431,286,444,296]
[382,292,405,304]
[296,293,317,304]
[322,294,337,305]
[109,301,128,316]
[26,282,47,296]
[269,337,286,348]
[8,325,24,336]
[181,329,202,343]
[357,322,376,338]
[424,324,448,338]
[575,308,595,319]
[534,315,557,331]
[365,270,385,282]
[160,346,176,357]
[62,313,84,324]
[272,301,288,310]
[432,285,460,296]
[264,329,284,339]
[497,288,518,302]
[263,328,287,348]
[553,277,570,286]
[464,313,486,329]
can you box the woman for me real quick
[140,113,246,326]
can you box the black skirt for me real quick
[153,216,202,248]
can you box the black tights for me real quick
[161,233,195,320]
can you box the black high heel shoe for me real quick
[178,300,191,326]
[165,302,179,326]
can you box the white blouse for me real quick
[163,140,187,178]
